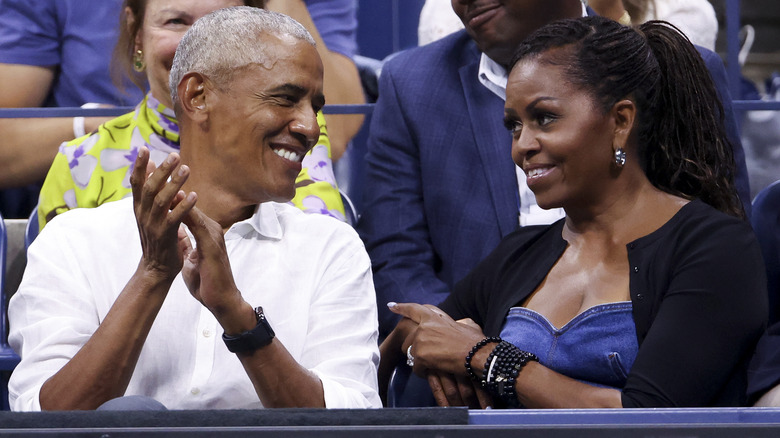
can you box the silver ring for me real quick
[406,345,415,367]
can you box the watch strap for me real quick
[222,306,275,353]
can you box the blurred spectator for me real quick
[418,0,463,46]
[0,0,361,219]
[589,0,718,50]
[38,0,348,230]
[0,0,139,216]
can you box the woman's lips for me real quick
[525,165,555,186]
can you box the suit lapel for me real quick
[459,57,518,237]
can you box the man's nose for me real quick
[290,109,321,149]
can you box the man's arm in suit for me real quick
[357,58,451,340]
[696,45,752,217]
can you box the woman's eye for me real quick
[537,113,556,126]
[503,118,522,135]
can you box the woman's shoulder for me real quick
[634,199,760,266]
[660,199,753,241]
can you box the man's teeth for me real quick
[274,148,301,162]
[527,167,548,178]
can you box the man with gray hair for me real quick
[8,7,381,411]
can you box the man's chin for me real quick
[268,190,296,204]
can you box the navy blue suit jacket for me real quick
[358,30,751,338]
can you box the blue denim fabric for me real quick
[499,302,638,389]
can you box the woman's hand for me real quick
[130,147,197,283]
[378,314,420,405]
[428,371,494,408]
[387,303,493,407]
[389,302,485,376]
[427,317,494,408]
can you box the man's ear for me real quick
[177,72,208,123]
[611,99,637,150]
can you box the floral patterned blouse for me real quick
[38,93,345,229]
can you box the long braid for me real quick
[639,20,744,218]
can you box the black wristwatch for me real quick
[222,306,275,353]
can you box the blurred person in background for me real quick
[37,0,362,229]
[589,0,718,50]
[0,0,362,218]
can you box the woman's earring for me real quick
[614,147,626,168]
[133,49,145,72]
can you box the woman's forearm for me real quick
[0,117,109,188]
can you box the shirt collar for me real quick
[225,202,283,241]
[477,0,590,101]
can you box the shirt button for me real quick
[636,293,644,300]
[202,329,212,338]
[190,387,200,395]
[633,266,639,273]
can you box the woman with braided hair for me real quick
[379,15,766,409]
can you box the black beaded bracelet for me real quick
[483,340,539,408]
[465,336,502,382]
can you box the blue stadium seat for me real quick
[746,180,780,403]
[752,179,780,326]
[24,207,38,249]
[340,189,359,227]
[0,214,22,410]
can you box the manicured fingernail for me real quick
[178,165,187,176]
[387,302,397,308]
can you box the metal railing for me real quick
[0,104,375,119]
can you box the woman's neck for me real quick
[562,179,688,246]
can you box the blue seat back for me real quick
[752,180,780,326]
[0,214,22,410]
[24,208,38,249]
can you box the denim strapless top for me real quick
[499,302,638,389]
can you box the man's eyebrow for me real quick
[267,84,307,95]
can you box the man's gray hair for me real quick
[169,6,315,106]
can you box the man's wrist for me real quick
[137,260,179,285]
[222,306,276,353]
[216,299,258,336]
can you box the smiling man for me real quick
[8,7,380,411]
